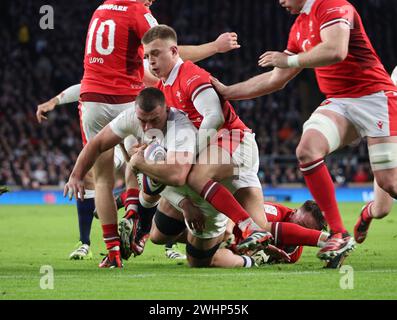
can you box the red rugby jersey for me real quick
[285,0,396,98]
[158,59,248,131]
[81,0,158,97]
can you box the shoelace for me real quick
[75,246,89,255]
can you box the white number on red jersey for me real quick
[87,18,116,56]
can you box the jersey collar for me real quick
[301,0,316,14]
[163,58,184,86]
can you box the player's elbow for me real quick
[330,47,348,63]
[273,80,288,92]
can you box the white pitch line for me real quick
[1,269,397,279]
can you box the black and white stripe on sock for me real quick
[242,255,255,268]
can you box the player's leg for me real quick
[354,91,397,243]
[69,170,95,260]
[354,178,394,243]
[297,108,359,260]
[70,104,96,260]
[368,137,397,198]
[150,198,187,245]
[187,233,261,268]
[93,148,123,268]
[233,186,329,254]
[187,143,272,250]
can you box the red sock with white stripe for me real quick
[200,180,260,232]
[102,224,120,256]
[271,222,323,247]
[123,188,139,219]
[300,158,346,234]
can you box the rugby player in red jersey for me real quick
[212,0,397,264]
[229,201,327,265]
[62,0,241,268]
[137,25,330,262]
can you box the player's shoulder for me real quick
[181,61,209,76]
[179,61,211,89]
[313,0,353,14]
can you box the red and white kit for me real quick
[286,0,397,138]
[233,202,304,263]
[80,0,158,141]
[158,59,261,190]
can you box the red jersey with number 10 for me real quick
[81,0,158,96]
[286,0,396,98]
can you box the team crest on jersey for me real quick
[176,90,183,103]
[264,205,278,216]
[377,121,384,130]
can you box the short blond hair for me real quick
[142,24,178,45]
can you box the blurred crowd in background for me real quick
[1,0,396,189]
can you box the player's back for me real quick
[81,0,157,97]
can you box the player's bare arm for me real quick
[36,84,81,123]
[211,67,301,101]
[129,146,194,187]
[64,126,122,201]
[178,32,240,63]
[258,23,350,69]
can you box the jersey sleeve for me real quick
[315,0,354,31]
[134,6,158,39]
[285,23,301,55]
[180,63,213,102]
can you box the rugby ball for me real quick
[137,143,167,195]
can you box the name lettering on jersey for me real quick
[89,57,104,64]
[264,205,278,216]
[97,4,128,12]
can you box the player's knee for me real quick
[296,143,320,164]
[377,179,397,199]
[185,242,220,268]
[152,209,186,244]
[375,209,390,219]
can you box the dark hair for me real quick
[136,87,166,112]
[302,200,327,231]
[142,24,178,45]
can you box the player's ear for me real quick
[171,45,179,57]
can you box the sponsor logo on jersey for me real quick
[98,4,128,12]
[144,13,158,28]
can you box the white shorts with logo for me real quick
[316,91,397,138]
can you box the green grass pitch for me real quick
[0,203,397,300]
